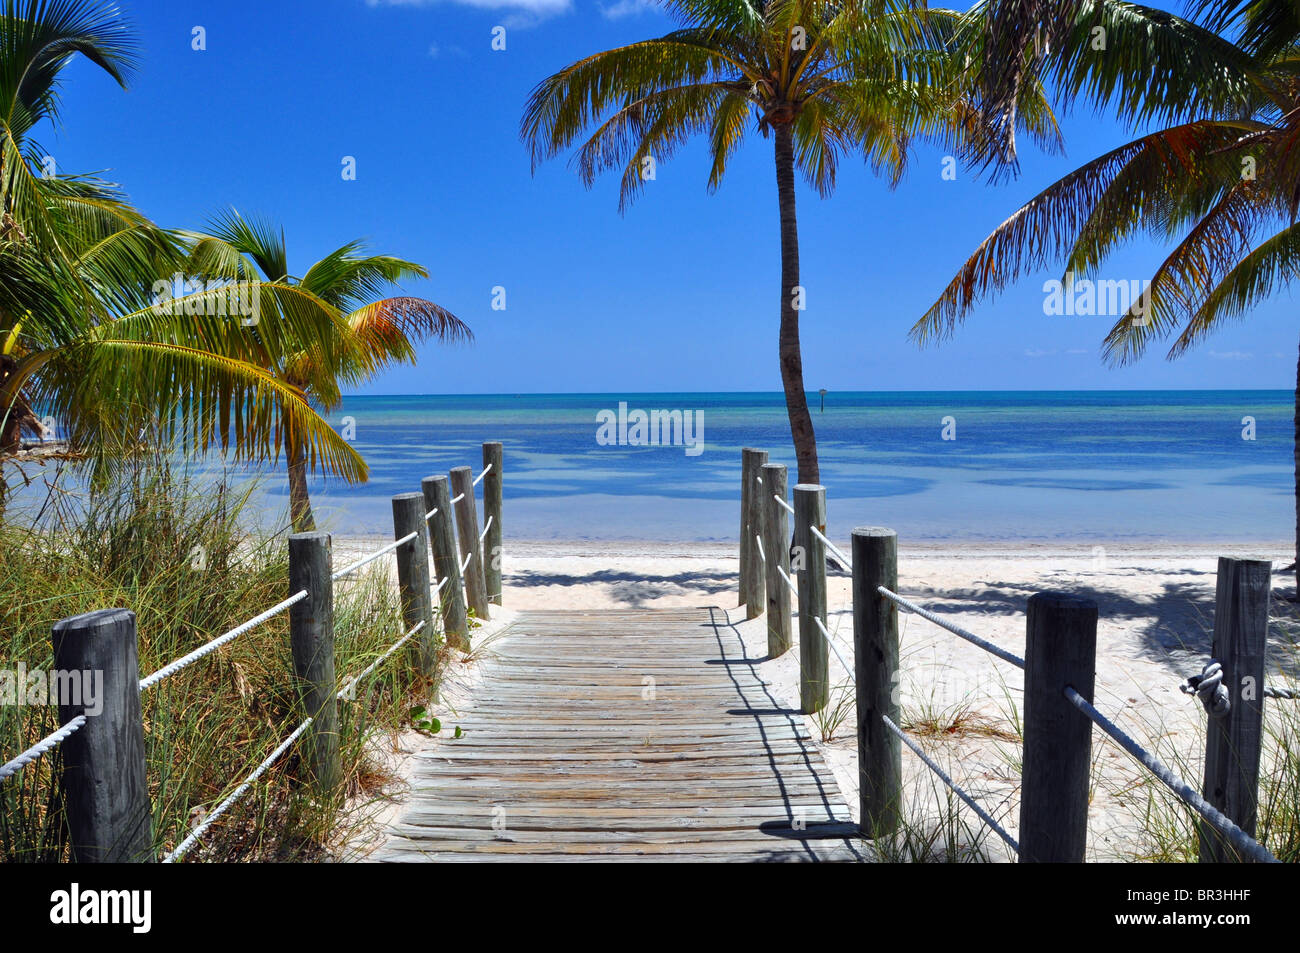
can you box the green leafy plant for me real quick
[408,706,442,735]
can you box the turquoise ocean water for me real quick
[251,390,1292,544]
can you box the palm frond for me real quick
[0,0,136,136]
[911,121,1245,344]
[76,339,368,483]
[1168,220,1300,358]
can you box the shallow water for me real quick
[11,391,1291,543]
[238,391,1294,543]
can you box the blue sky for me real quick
[46,0,1298,392]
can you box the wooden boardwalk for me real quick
[376,607,863,862]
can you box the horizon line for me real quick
[338,386,1295,398]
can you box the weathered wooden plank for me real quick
[377,838,861,857]
[389,824,861,843]
[375,847,863,863]
[378,607,860,864]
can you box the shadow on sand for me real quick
[505,564,1300,679]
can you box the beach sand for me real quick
[337,537,1299,861]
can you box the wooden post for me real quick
[738,449,749,608]
[794,483,828,713]
[288,532,341,795]
[1199,557,1271,863]
[483,441,503,606]
[393,493,437,678]
[741,448,768,620]
[52,608,152,862]
[853,527,901,837]
[424,475,469,650]
[738,448,762,609]
[451,465,490,622]
[761,463,791,656]
[1019,592,1097,863]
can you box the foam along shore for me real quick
[336,537,1297,861]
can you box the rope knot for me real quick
[1181,660,1230,718]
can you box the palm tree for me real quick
[186,211,471,531]
[911,5,1300,587]
[520,0,1060,485]
[0,0,361,507]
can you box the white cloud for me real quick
[1024,348,1057,358]
[1065,347,1089,355]
[601,0,658,18]
[428,41,468,57]
[1208,350,1254,360]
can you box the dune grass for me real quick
[1116,672,1300,864]
[0,451,436,862]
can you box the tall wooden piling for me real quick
[1020,592,1098,863]
[741,448,769,619]
[53,608,152,862]
[288,532,341,795]
[393,492,437,678]
[451,466,490,622]
[794,483,828,713]
[423,475,469,650]
[761,463,791,656]
[1199,557,1271,862]
[483,441,504,606]
[853,527,901,837]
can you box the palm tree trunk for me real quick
[0,407,23,456]
[286,415,315,533]
[774,122,819,486]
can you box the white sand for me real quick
[338,537,1299,861]
[337,598,520,861]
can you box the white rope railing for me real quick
[424,505,438,520]
[809,526,852,573]
[881,713,1020,855]
[1063,686,1278,864]
[450,492,465,505]
[162,716,315,863]
[773,494,794,516]
[336,620,427,702]
[479,515,493,544]
[0,715,88,782]
[775,565,799,600]
[1181,658,1299,706]
[472,463,492,487]
[459,551,472,574]
[331,531,419,581]
[138,590,309,692]
[142,527,425,697]
[755,534,765,564]
[813,615,855,682]
[877,586,1025,670]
